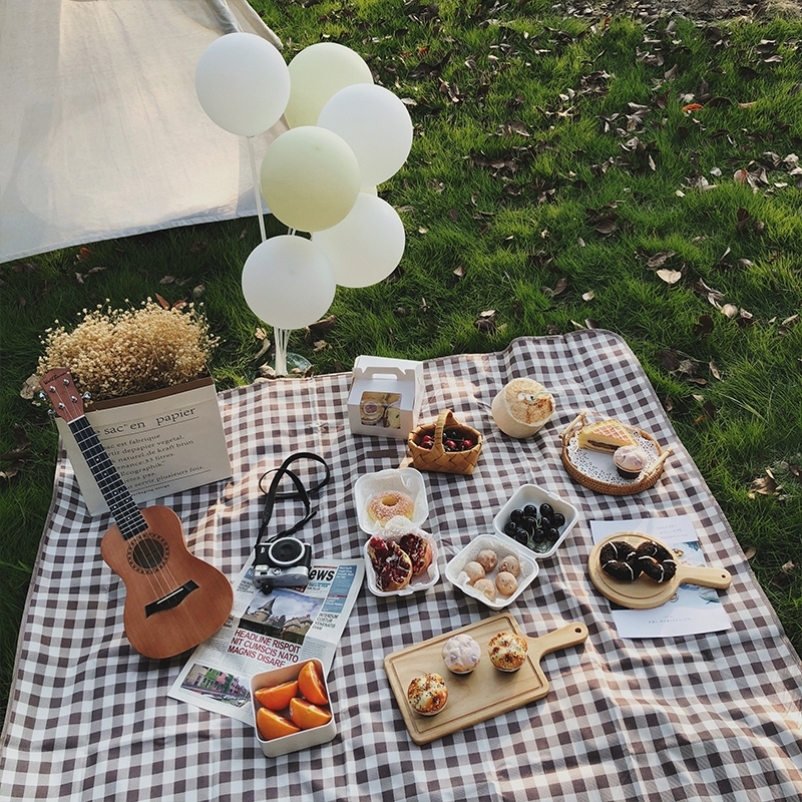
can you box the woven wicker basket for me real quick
[408,409,483,475]
[560,411,672,496]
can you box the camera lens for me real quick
[268,537,305,567]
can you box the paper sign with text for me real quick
[56,377,231,515]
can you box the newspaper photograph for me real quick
[168,556,365,723]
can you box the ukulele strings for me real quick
[114,486,179,602]
[52,377,183,603]
[89,427,181,601]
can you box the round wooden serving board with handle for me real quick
[588,532,732,610]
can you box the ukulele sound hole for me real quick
[128,533,170,574]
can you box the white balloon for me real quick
[241,236,336,329]
[260,127,361,232]
[285,43,373,128]
[312,195,405,288]
[318,83,413,188]
[195,32,290,136]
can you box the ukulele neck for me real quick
[68,416,148,539]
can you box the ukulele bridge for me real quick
[145,580,199,617]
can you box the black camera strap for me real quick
[256,452,331,547]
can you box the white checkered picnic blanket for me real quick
[2,332,801,801]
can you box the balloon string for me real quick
[274,328,289,376]
[246,136,267,242]
[272,229,295,376]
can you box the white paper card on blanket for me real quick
[347,355,423,439]
[56,378,232,515]
[590,515,732,639]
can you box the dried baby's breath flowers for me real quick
[38,300,219,402]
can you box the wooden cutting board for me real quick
[384,612,588,745]
[588,532,732,610]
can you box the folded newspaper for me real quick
[168,556,365,723]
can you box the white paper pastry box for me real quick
[347,355,424,440]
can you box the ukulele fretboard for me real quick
[68,416,148,539]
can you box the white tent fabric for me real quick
[0,0,287,263]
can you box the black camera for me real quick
[253,536,313,590]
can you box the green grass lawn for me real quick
[1,1,801,716]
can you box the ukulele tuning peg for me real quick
[47,409,56,418]
[38,391,46,400]
[82,392,91,401]
[62,378,70,386]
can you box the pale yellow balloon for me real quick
[260,127,361,232]
[285,42,373,128]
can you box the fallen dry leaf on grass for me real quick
[542,277,568,298]
[693,314,715,337]
[646,250,676,269]
[749,472,779,498]
[772,560,796,588]
[656,269,683,285]
[306,315,337,343]
[19,374,40,400]
[0,424,33,482]
[474,309,497,333]
[693,398,717,424]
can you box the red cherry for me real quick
[445,439,458,450]
[461,438,474,450]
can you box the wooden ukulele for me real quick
[41,367,234,660]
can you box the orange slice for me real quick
[298,661,328,705]
[256,707,301,741]
[253,680,299,711]
[288,697,332,730]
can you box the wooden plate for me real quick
[560,412,673,496]
[588,532,732,610]
[383,612,588,745]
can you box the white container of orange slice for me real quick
[251,658,337,757]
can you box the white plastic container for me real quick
[445,534,539,610]
[251,659,337,757]
[492,484,579,560]
[363,526,440,598]
[354,467,428,535]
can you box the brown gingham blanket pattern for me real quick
[2,332,800,801]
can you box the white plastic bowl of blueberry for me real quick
[492,485,579,560]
